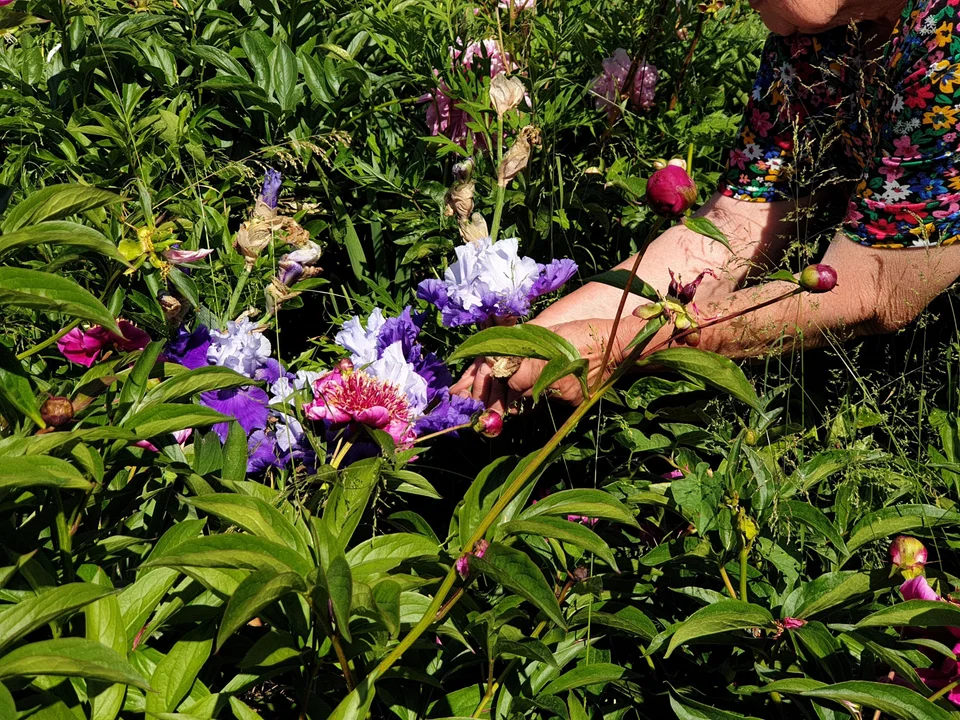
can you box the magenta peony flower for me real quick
[916,643,960,707]
[162,248,214,264]
[304,368,417,446]
[456,539,490,578]
[0,1,14,6]
[799,264,838,293]
[422,40,516,145]
[57,320,151,367]
[135,429,193,453]
[646,165,698,217]
[591,49,658,122]
[901,576,943,602]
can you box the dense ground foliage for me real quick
[3,0,960,719]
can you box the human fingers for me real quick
[471,361,495,404]
[451,358,484,397]
[486,377,510,416]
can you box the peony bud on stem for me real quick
[646,165,697,217]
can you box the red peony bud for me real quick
[890,535,928,580]
[646,165,697,217]
[474,409,503,438]
[798,264,838,293]
[336,357,355,374]
[40,396,74,428]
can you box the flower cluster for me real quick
[591,49,658,122]
[417,236,577,327]
[421,40,516,144]
[307,307,484,444]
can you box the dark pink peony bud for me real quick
[646,165,697,217]
[456,539,490,579]
[798,264,838,293]
[782,617,806,630]
[336,357,355,374]
[890,536,928,580]
[474,409,504,438]
[40,396,74,428]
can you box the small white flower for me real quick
[778,62,797,86]
[891,94,905,114]
[744,143,764,160]
[880,182,911,202]
[46,43,61,63]
[920,16,937,35]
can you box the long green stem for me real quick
[225,266,252,321]
[719,565,737,600]
[930,680,959,703]
[489,115,506,242]
[739,545,749,604]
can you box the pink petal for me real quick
[901,576,941,601]
[162,248,214,264]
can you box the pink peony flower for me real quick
[591,49,658,122]
[422,40,516,145]
[57,320,151,367]
[916,644,960,707]
[162,248,215,264]
[456,539,490,578]
[304,368,416,445]
[901,576,943,602]
[798,264,838,293]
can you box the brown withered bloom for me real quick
[497,125,541,188]
[445,180,476,223]
[461,212,490,244]
[234,198,311,270]
[489,73,526,119]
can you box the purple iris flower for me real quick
[164,325,211,370]
[260,169,282,209]
[202,386,270,441]
[247,430,283,473]
[416,237,577,327]
[414,393,483,435]
[279,260,303,287]
[377,307,425,358]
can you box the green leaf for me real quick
[500,517,618,570]
[448,324,581,364]
[586,270,660,302]
[222,421,249,483]
[781,500,847,554]
[323,457,382,549]
[568,606,657,641]
[682,217,732,252]
[0,268,121,335]
[270,42,298,113]
[0,683,14,718]
[122,403,229,438]
[20,427,137,456]
[0,455,92,492]
[0,583,116,652]
[567,693,589,720]
[217,570,306,651]
[0,638,149,690]
[184,494,309,557]
[229,697,265,720]
[785,570,887,619]
[142,366,252,407]
[532,357,589,401]
[759,678,827,694]
[541,663,625,695]
[0,221,130,265]
[145,629,213,714]
[846,504,960,554]
[0,344,42,426]
[312,518,354,643]
[497,639,558,668]
[518,489,640,528]
[1,184,121,232]
[85,573,126,720]
[664,600,774,658]
[345,533,440,582]
[670,694,763,720]
[190,43,251,80]
[800,681,954,720]
[469,542,566,629]
[118,341,164,414]
[140,534,313,576]
[857,600,960,630]
[638,348,761,410]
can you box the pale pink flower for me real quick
[499,0,535,12]
[162,248,214,264]
[591,48,657,121]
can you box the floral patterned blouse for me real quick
[720,0,960,248]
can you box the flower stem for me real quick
[929,680,959,703]
[739,545,749,604]
[225,266,252,322]
[490,115,506,242]
[413,422,472,445]
[331,632,356,691]
[719,564,737,600]
[592,216,664,393]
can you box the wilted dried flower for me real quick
[461,212,490,244]
[445,181,476,223]
[498,126,541,188]
[490,73,526,118]
[453,158,475,183]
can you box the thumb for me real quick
[507,357,547,397]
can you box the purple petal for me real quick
[413,350,453,402]
[247,430,283,473]
[377,307,424,358]
[254,358,286,385]
[202,386,269,441]
[531,258,577,297]
[417,279,449,308]
[259,168,282,209]
[414,392,483,435]
[164,325,211,370]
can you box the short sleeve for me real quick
[720,29,854,203]
[843,2,960,248]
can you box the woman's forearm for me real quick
[533,192,799,327]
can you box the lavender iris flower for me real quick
[207,317,272,378]
[417,237,577,327]
[336,308,386,366]
[260,168,282,209]
[203,386,270,441]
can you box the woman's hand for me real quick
[450,317,640,413]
